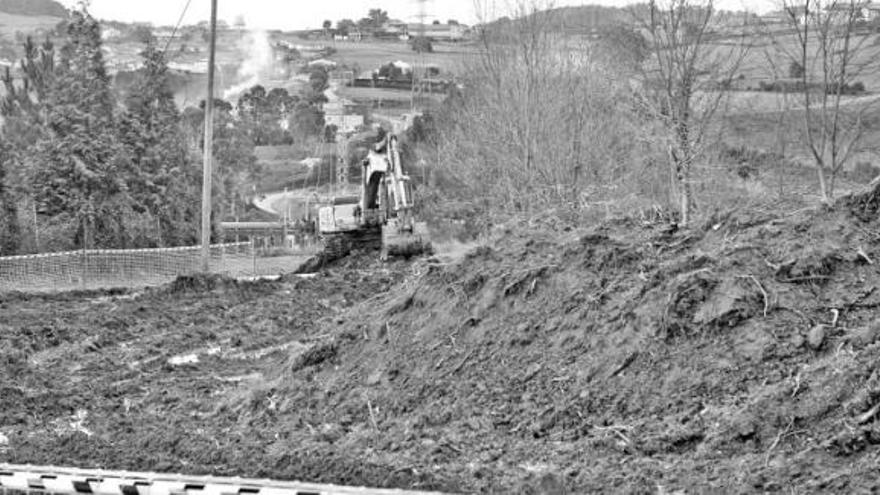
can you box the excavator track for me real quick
[0,464,446,495]
[321,226,382,262]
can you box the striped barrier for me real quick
[0,465,447,495]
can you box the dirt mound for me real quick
[166,273,251,293]
[3,192,880,492]
[0,267,443,488]
[246,199,880,492]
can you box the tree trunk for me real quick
[681,164,692,226]
[671,128,694,226]
[816,164,830,204]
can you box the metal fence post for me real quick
[252,239,257,276]
[81,245,87,289]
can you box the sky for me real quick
[57,0,775,31]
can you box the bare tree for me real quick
[423,1,655,220]
[631,0,749,225]
[772,0,878,202]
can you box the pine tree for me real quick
[0,143,21,255]
[31,8,133,249]
[0,37,54,192]
[120,43,199,246]
[211,102,259,222]
[0,37,55,253]
[183,99,258,227]
[237,85,296,145]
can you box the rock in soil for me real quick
[809,324,827,350]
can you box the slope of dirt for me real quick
[0,264,459,491]
[243,198,880,492]
[2,192,880,493]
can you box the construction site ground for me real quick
[3,188,880,493]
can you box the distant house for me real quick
[325,113,365,133]
[382,20,409,34]
[759,10,789,24]
[858,2,880,20]
[824,2,860,22]
[772,2,880,25]
[308,59,337,69]
[818,2,880,23]
[299,157,323,168]
[101,27,122,41]
[168,61,208,74]
[406,23,468,41]
[796,5,812,24]
[390,60,412,73]
[334,29,364,42]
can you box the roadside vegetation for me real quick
[0,7,330,254]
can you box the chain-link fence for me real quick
[0,242,318,293]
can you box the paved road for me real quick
[253,189,359,219]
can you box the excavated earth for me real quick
[3,188,880,493]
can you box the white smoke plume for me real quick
[223,29,274,101]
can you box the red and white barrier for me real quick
[0,465,446,495]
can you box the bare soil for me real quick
[3,188,880,493]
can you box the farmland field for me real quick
[0,12,60,40]
[289,39,476,75]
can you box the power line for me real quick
[200,0,218,272]
[162,0,194,55]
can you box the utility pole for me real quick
[201,0,218,272]
[411,0,428,112]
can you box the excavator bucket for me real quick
[381,219,432,260]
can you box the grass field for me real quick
[286,38,477,76]
[0,12,61,40]
[708,30,880,91]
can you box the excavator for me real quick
[317,132,431,260]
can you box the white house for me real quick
[406,23,468,41]
[325,114,365,133]
[862,2,880,19]
[308,59,337,69]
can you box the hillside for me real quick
[481,4,626,35]
[0,0,67,45]
[0,0,66,17]
[0,12,63,44]
[0,0,65,44]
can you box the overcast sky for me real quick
[57,0,775,30]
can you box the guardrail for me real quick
[0,464,447,495]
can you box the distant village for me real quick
[304,20,472,43]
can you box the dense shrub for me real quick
[758,79,866,95]
[719,144,785,180]
[850,161,880,183]
[414,19,667,224]
[410,36,433,53]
